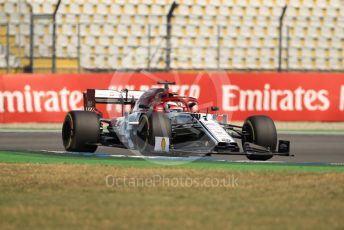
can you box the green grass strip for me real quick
[0,151,343,173]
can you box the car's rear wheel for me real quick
[62,111,100,152]
[135,112,171,155]
[242,115,277,161]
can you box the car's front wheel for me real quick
[135,112,171,155]
[242,115,277,161]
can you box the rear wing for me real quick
[83,89,145,115]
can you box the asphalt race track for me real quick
[0,131,343,163]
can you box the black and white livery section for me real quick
[62,83,292,161]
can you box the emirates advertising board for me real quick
[0,72,344,123]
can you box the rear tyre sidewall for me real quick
[242,115,277,161]
[62,111,100,152]
[135,114,151,154]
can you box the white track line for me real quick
[41,150,344,166]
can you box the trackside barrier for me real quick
[0,72,344,123]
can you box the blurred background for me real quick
[0,0,343,74]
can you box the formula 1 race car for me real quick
[62,81,291,161]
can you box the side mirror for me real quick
[211,106,219,112]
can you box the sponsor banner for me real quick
[0,72,344,123]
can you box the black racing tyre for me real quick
[135,112,171,155]
[242,115,277,161]
[62,111,100,152]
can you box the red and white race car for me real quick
[62,81,291,161]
